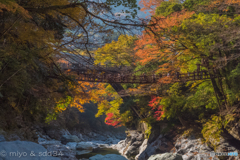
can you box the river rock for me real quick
[0,140,60,160]
[60,135,80,145]
[148,153,183,160]
[137,134,168,160]
[112,130,145,158]
[45,143,77,159]
[89,154,128,160]
[175,135,219,160]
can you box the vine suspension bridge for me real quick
[59,62,219,84]
[57,60,221,119]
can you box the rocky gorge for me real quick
[0,127,127,160]
[0,105,239,160]
[1,121,240,160]
[112,122,240,160]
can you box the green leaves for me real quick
[94,34,137,67]
[202,115,223,148]
[155,1,182,17]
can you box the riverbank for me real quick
[1,123,239,160]
[0,128,127,160]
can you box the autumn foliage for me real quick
[139,0,164,15]
[148,95,164,121]
[105,113,122,128]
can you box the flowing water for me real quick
[75,148,121,159]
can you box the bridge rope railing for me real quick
[65,69,216,84]
[60,62,132,73]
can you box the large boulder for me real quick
[137,134,173,160]
[124,131,145,156]
[112,130,145,157]
[89,154,128,160]
[0,141,61,160]
[45,143,77,160]
[148,153,183,160]
[135,139,148,160]
[60,135,80,145]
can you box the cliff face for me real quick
[1,103,126,143]
[39,103,126,141]
[113,123,240,160]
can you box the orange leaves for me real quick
[134,10,195,74]
[139,0,165,15]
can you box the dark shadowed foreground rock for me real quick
[0,135,5,142]
[60,135,80,145]
[148,153,183,160]
[0,141,60,160]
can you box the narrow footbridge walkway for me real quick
[58,60,220,119]
[71,71,216,83]
[60,62,218,84]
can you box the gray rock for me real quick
[114,130,145,157]
[125,145,139,156]
[0,140,61,160]
[44,128,61,140]
[89,154,128,160]
[174,135,219,160]
[148,153,183,160]
[135,139,148,160]
[136,134,145,142]
[0,135,5,142]
[45,143,76,159]
[137,134,164,160]
[60,135,80,145]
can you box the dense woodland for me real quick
[1,0,240,150]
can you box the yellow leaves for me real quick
[94,34,137,67]
[0,1,31,19]
[15,22,55,47]
[189,81,203,89]
[10,102,16,107]
[95,100,110,117]
[65,77,122,118]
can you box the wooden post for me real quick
[133,75,136,83]
[197,64,200,72]
[197,64,201,79]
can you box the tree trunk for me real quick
[177,115,187,127]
